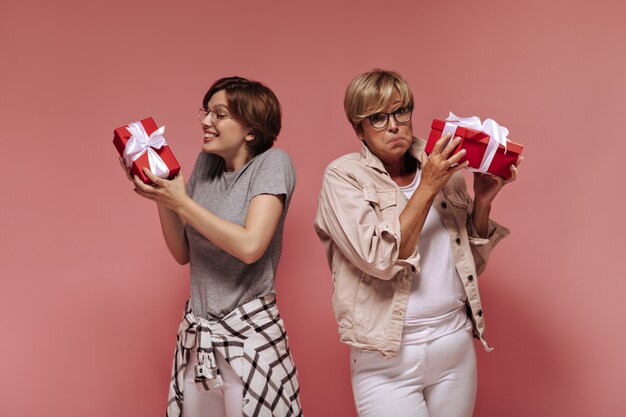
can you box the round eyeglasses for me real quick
[198,107,230,123]
[367,107,413,129]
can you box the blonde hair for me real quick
[344,69,414,132]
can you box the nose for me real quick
[201,113,214,127]
[387,116,399,132]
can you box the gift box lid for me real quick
[431,119,524,154]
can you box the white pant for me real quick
[182,348,244,417]
[350,328,477,417]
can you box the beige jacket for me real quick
[314,138,509,357]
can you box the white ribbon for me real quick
[122,121,170,178]
[442,112,510,172]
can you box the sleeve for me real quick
[314,165,420,281]
[250,149,296,201]
[466,209,510,275]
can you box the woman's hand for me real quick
[419,134,469,195]
[132,167,190,211]
[118,157,134,182]
[471,156,523,238]
[473,156,523,207]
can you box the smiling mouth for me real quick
[203,132,218,142]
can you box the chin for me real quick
[388,143,410,154]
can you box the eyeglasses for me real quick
[198,107,230,123]
[367,107,413,129]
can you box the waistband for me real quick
[167,294,281,416]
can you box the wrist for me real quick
[170,194,192,216]
[415,182,439,200]
[473,196,493,210]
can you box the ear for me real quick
[353,126,363,142]
[244,131,255,142]
[352,124,364,141]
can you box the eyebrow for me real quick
[208,103,229,111]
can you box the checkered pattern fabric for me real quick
[166,295,303,417]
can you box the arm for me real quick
[471,156,522,237]
[315,135,468,280]
[468,156,523,272]
[120,157,189,264]
[398,134,469,258]
[156,203,189,265]
[133,168,284,265]
[315,167,412,280]
[177,193,284,264]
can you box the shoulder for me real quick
[254,148,294,170]
[320,152,380,193]
[191,151,223,178]
[323,152,361,176]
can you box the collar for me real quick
[359,136,427,173]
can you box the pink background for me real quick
[2,1,625,416]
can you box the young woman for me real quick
[314,69,521,417]
[122,77,302,417]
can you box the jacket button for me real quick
[467,274,474,281]
[441,202,447,209]
[456,237,461,245]
[477,309,483,316]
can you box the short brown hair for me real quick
[344,69,414,133]
[203,77,282,155]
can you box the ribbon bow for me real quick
[443,112,510,172]
[122,121,170,178]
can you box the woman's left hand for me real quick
[132,167,189,211]
[473,156,523,206]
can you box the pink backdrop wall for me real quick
[2,1,625,416]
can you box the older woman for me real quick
[122,77,302,417]
[314,69,521,417]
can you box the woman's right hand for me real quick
[419,133,469,195]
[119,157,134,182]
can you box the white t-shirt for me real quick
[399,169,471,344]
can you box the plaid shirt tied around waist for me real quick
[166,294,303,417]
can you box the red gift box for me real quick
[113,117,180,184]
[425,118,524,179]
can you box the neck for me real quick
[383,153,417,185]
[223,149,253,172]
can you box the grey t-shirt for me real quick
[185,148,296,319]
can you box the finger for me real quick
[449,160,469,174]
[133,174,156,192]
[504,164,518,184]
[420,151,429,166]
[432,133,453,154]
[441,136,463,158]
[446,147,467,165]
[172,170,185,183]
[142,167,166,186]
[142,167,171,189]
[119,157,133,181]
[515,156,524,168]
